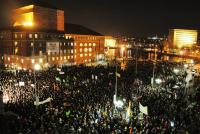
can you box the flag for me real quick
[116,72,121,77]
[34,97,53,106]
[55,77,61,82]
[65,110,71,117]
[139,102,148,115]
[126,101,131,122]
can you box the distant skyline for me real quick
[1,0,200,37]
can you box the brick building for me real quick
[0,1,105,69]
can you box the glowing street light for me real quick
[155,78,162,84]
[34,64,41,71]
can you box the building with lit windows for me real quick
[0,2,105,69]
[65,23,105,65]
[168,29,198,49]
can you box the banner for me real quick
[34,97,53,106]
[19,82,25,86]
[139,102,148,115]
[116,72,121,77]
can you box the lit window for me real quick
[75,49,77,53]
[56,57,59,60]
[89,48,92,52]
[31,59,35,64]
[71,50,73,53]
[15,48,18,54]
[68,56,70,59]
[71,43,73,46]
[84,43,87,46]
[21,59,24,63]
[39,51,42,55]
[20,34,23,38]
[85,53,88,56]
[64,56,66,60]
[84,48,88,52]
[31,42,34,47]
[93,43,96,46]
[60,57,63,60]
[8,57,10,61]
[29,34,33,38]
[35,34,38,38]
[14,34,17,38]
[80,54,83,57]
[89,43,92,46]
[80,48,83,52]
[75,55,77,58]
[52,57,55,61]
[80,43,83,46]
[71,56,73,58]
[85,59,87,62]
[39,58,43,63]
[89,53,92,56]
[74,43,77,46]
[14,41,18,46]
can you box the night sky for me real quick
[1,0,200,37]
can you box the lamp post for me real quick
[34,63,41,107]
[152,45,157,88]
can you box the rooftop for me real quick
[65,23,103,36]
[18,0,62,10]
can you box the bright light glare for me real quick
[34,64,41,71]
[23,22,33,27]
[114,99,124,108]
[155,78,162,84]
[180,50,184,55]
[184,64,188,68]
[121,46,125,51]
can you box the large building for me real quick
[168,29,198,49]
[12,2,64,31]
[0,2,105,69]
[65,24,105,65]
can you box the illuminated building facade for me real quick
[12,4,64,31]
[168,29,198,49]
[0,3,105,69]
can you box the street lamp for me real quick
[34,64,41,71]
[34,64,41,107]
[155,78,162,84]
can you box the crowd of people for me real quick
[0,61,199,134]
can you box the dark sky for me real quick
[1,0,200,37]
